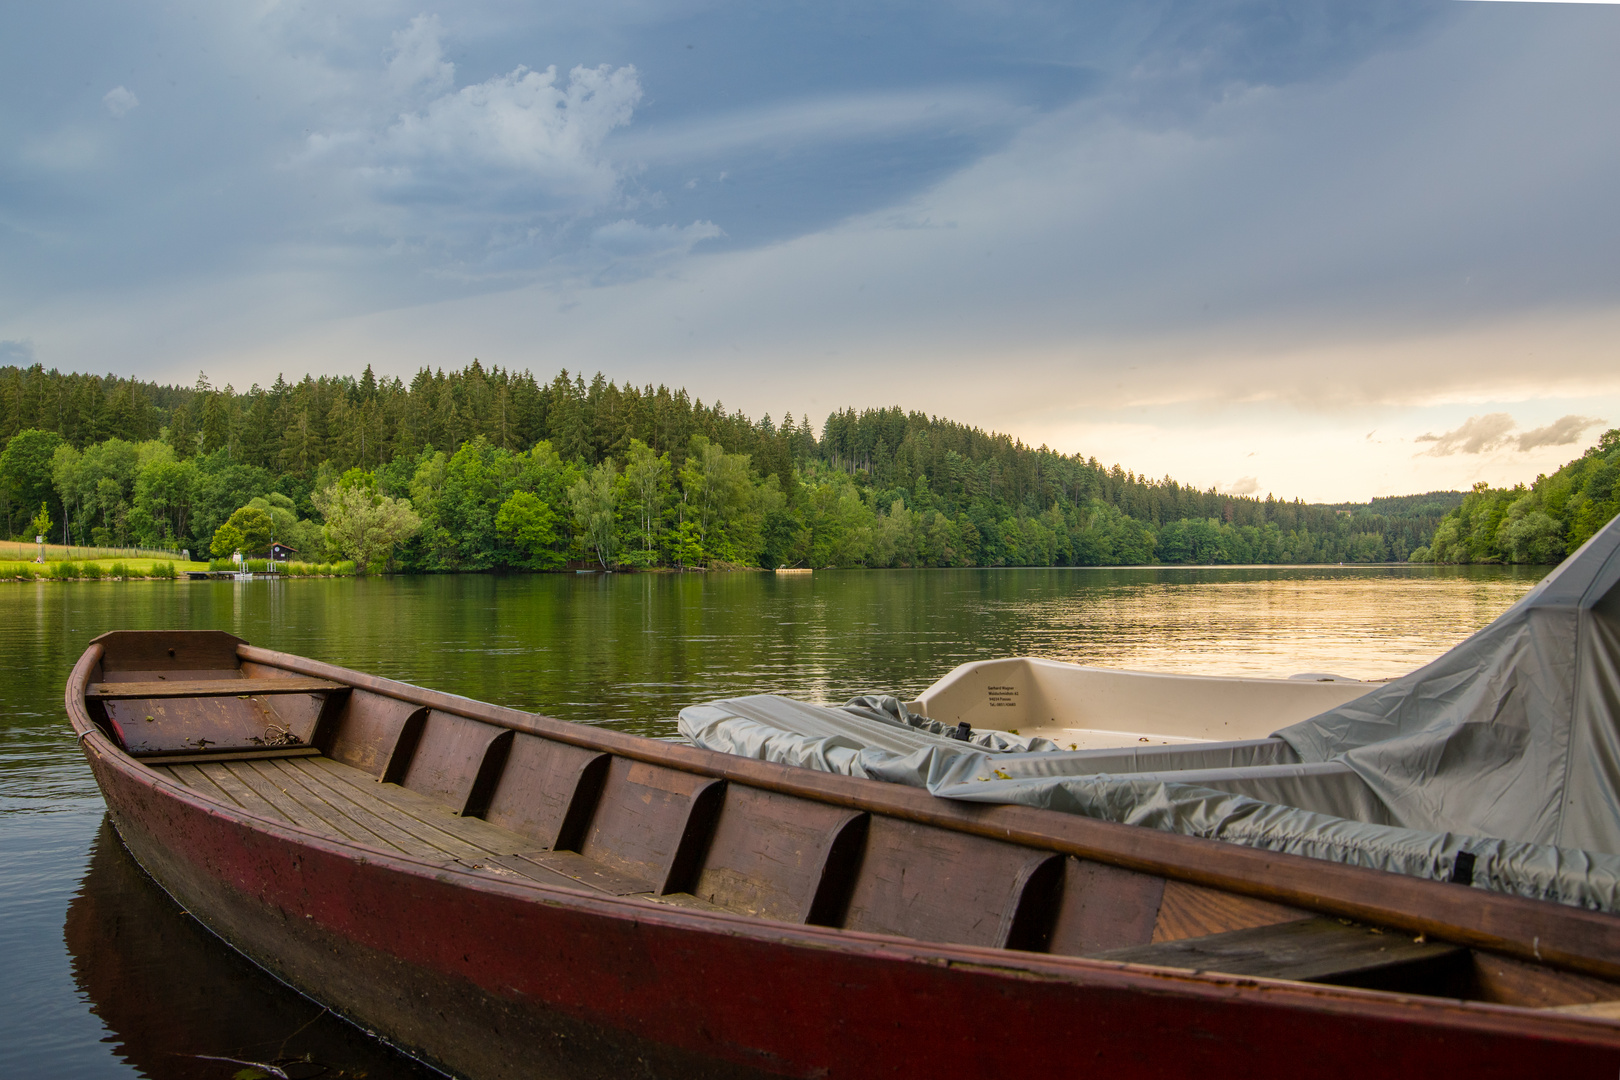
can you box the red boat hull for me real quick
[83,739,1620,1080]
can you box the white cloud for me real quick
[1415,413,1517,456]
[102,86,139,118]
[376,63,637,197]
[1517,414,1606,451]
[385,15,454,100]
[308,61,640,210]
[297,16,643,267]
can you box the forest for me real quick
[1410,429,1620,565]
[0,360,1532,571]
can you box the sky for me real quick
[2,1,1617,503]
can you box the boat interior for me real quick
[79,631,1620,1018]
[907,655,1371,749]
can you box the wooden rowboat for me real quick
[68,630,1620,1079]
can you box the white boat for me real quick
[905,656,1370,750]
[681,510,1620,908]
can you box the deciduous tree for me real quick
[569,460,620,569]
[312,483,422,571]
[495,490,563,569]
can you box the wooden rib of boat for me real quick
[68,630,1620,1079]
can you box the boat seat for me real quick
[95,677,348,758]
[1088,917,1469,994]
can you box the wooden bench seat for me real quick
[89,677,346,699]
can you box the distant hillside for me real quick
[1357,491,1467,518]
[1320,491,1465,559]
[0,361,1477,567]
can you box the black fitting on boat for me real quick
[1449,851,1477,886]
[954,722,971,742]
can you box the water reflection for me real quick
[65,819,439,1079]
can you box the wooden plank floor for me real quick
[160,756,537,867]
[157,755,772,921]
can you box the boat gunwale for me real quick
[66,636,1620,990]
[918,654,1381,690]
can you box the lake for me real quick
[0,565,1547,1078]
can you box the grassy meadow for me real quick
[0,541,207,579]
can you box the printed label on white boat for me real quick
[987,685,1019,708]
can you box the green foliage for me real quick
[678,436,760,566]
[49,560,78,580]
[225,506,276,555]
[312,481,422,571]
[210,523,246,558]
[618,439,671,566]
[13,359,1589,571]
[79,561,104,579]
[129,446,193,546]
[670,520,703,568]
[242,493,322,559]
[570,460,621,568]
[0,428,64,539]
[190,459,273,548]
[494,490,562,569]
[147,560,177,578]
[1423,431,1619,564]
[29,501,52,541]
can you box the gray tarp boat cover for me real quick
[679,512,1620,910]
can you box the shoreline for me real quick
[0,560,1553,583]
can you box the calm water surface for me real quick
[0,565,1547,1077]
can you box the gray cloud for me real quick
[0,340,35,365]
[4,0,1620,441]
[1415,413,1517,456]
[587,219,723,281]
[591,219,721,256]
[610,89,1018,163]
[1413,412,1609,457]
[1517,414,1606,452]
[1226,475,1260,495]
[384,15,454,100]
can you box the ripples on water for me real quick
[0,565,1546,1077]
